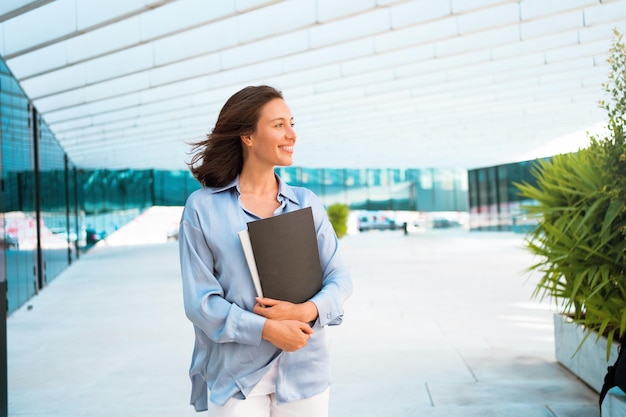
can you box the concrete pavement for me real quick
[7,223,599,416]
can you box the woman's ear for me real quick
[241,135,252,147]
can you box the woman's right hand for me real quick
[261,319,314,352]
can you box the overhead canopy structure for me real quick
[1,0,625,171]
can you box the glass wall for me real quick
[1,59,38,314]
[276,166,468,212]
[79,169,154,240]
[467,159,545,231]
[1,59,80,314]
[76,167,469,244]
[38,122,79,286]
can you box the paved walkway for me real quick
[8,226,599,416]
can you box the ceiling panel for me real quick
[1,0,625,171]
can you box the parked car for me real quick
[431,218,461,229]
[358,214,400,232]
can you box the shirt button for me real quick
[326,313,332,319]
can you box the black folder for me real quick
[238,207,323,304]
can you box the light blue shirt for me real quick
[178,175,352,411]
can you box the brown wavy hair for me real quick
[188,85,284,187]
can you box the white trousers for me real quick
[207,361,329,417]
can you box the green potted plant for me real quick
[327,203,349,239]
[515,29,626,389]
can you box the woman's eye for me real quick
[290,122,295,127]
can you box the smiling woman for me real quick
[179,85,353,417]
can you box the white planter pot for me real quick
[553,313,619,392]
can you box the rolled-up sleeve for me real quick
[307,197,353,327]
[179,210,266,345]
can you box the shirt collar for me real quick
[210,174,301,206]
[211,177,238,194]
[276,174,300,205]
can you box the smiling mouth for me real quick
[280,145,294,152]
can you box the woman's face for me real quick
[243,98,296,167]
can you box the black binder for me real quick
[238,207,323,304]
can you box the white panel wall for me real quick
[310,8,391,47]
[375,19,457,52]
[457,2,520,34]
[521,10,584,39]
[390,0,451,28]
[4,0,75,54]
[316,0,377,22]
[237,0,316,43]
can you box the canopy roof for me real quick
[2,0,626,170]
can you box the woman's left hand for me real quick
[254,298,318,323]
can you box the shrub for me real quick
[327,203,349,239]
[516,29,626,358]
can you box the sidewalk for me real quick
[7,228,598,417]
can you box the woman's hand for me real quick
[261,319,313,352]
[255,298,319,351]
[254,298,319,323]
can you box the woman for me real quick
[178,85,352,416]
